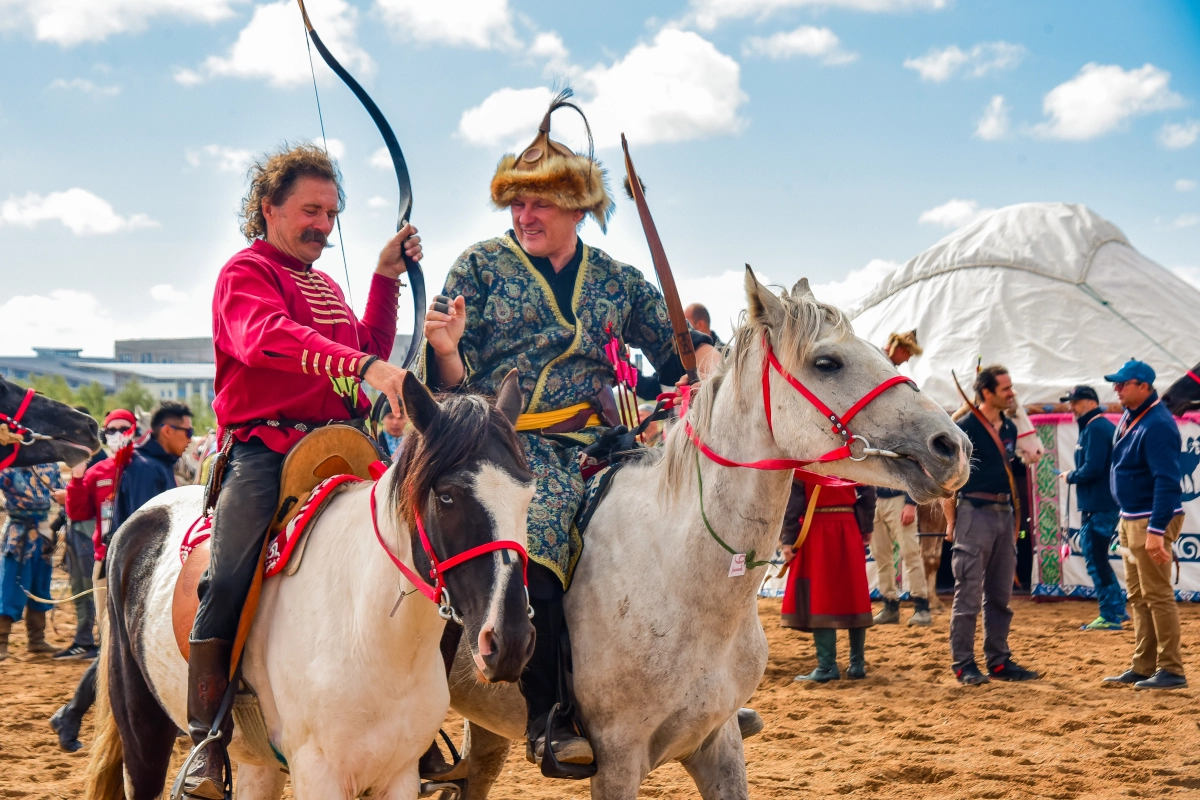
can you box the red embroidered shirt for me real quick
[212,238,400,453]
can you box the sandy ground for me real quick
[2,577,1198,800]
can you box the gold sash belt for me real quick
[514,402,600,432]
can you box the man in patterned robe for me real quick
[421,93,715,771]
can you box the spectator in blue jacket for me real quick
[50,400,191,752]
[1059,385,1125,630]
[1100,360,1186,691]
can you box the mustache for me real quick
[300,228,333,248]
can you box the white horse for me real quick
[445,268,973,799]
[86,372,537,800]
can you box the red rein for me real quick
[0,388,36,470]
[667,338,915,486]
[369,481,528,606]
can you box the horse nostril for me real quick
[930,432,960,461]
[522,628,536,662]
[478,624,497,659]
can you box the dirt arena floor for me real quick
[2,581,1198,799]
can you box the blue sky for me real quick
[1,0,1197,354]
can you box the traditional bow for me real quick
[296,0,425,370]
[621,133,698,383]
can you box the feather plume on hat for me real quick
[489,88,615,232]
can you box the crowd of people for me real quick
[0,400,193,751]
[773,346,1188,691]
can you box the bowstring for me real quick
[303,22,355,310]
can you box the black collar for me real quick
[510,230,583,275]
[1077,407,1105,428]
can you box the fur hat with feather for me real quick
[489,88,615,232]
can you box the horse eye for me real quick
[438,493,453,505]
[814,357,842,372]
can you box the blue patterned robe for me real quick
[421,234,678,586]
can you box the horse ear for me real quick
[400,372,440,435]
[495,369,524,427]
[790,277,814,300]
[744,264,785,330]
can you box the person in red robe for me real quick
[780,477,876,682]
[180,144,422,798]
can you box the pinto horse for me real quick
[85,372,536,800]
[1163,360,1200,416]
[0,377,99,468]
[446,268,973,800]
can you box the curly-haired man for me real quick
[180,143,421,797]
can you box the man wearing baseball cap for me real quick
[1100,360,1187,690]
[1058,386,1124,630]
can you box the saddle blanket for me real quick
[179,474,365,578]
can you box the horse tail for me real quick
[84,613,125,800]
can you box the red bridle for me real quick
[1188,370,1200,386]
[0,388,37,471]
[669,338,916,485]
[369,481,529,620]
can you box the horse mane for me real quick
[656,282,853,497]
[387,392,527,525]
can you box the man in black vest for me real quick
[944,365,1039,685]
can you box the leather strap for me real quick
[951,372,1020,540]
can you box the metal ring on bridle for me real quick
[848,434,904,462]
[437,587,463,625]
[525,585,535,619]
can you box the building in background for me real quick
[115,337,214,364]
[0,342,215,402]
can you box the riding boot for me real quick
[183,638,234,800]
[873,599,900,625]
[50,658,97,752]
[519,592,593,770]
[0,616,11,662]
[25,610,57,653]
[847,627,867,679]
[796,629,839,682]
[907,596,932,627]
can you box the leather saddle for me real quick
[172,425,384,662]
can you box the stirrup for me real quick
[418,781,464,799]
[418,728,467,782]
[170,681,238,800]
[539,703,597,780]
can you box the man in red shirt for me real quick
[182,144,421,798]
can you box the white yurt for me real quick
[848,202,1200,409]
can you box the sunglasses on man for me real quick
[103,425,133,436]
[165,423,195,438]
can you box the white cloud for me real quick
[0,0,241,47]
[1158,120,1200,150]
[685,0,947,30]
[49,78,120,96]
[185,144,253,173]
[183,0,370,88]
[1176,179,1197,192]
[150,283,188,302]
[458,29,746,149]
[674,269,770,340]
[1033,63,1184,141]
[811,259,898,310]
[317,137,346,161]
[903,41,1025,82]
[369,147,392,170]
[975,95,1010,140]
[367,195,390,209]
[0,283,214,357]
[918,198,995,229]
[1172,213,1200,229]
[530,31,569,65]
[742,26,857,65]
[375,0,517,50]
[1,188,157,235]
